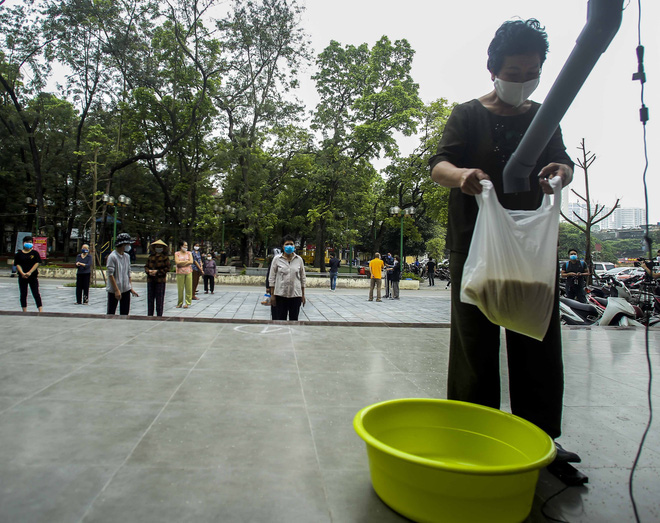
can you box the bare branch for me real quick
[592,198,620,225]
[560,211,586,233]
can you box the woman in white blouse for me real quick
[268,235,306,321]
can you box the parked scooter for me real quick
[560,295,643,326]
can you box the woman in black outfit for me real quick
[75,244,93,304]
[14,236,43,312]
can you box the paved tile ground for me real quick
[1,275,659,522]
[0,277,451,324]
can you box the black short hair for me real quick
[23,236,33,242]
[487,19,549,75]
[178,240,188,249]
[568,248,578,255]
[282,234,295,245]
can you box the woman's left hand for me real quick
[538,163,572,194]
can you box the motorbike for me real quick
[560,295,643,327]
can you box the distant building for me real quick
[608,207,646,229]
[561,196,645,230]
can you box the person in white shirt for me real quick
[268,235,306,321]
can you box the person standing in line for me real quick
[203,253,217,294]
[191,242,203,300]
[269,236,306,321]
[561,249,589,303]
[75,244,93,305]
[426,258,437,287]
[264,253,277,319]
[429,19,579,462]
[106,233,138,316]
[175,240,193,308]
[390,255,401,300]
[145,239,171,316]
[368,252,385,302]
[384,252,394,298]
[14,236,43,313]
[328,253,341,291]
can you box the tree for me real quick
[310,36,422,270]
[560,139,619,281]
[381,99,453,259]
[213,0,310,266]
[0,2,52,230]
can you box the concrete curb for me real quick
[0,310,445,328]
[4,268,421,290]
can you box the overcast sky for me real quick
[299,0,659,223]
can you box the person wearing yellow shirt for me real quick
[368,252,385,302]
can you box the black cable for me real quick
[628,2,653,522]
[540,485,571,523]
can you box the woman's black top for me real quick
[429,99,573,254]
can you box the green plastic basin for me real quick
[353,398,556,523]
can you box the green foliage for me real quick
[426,235,447,261]
[0,0,457,264]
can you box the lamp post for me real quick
[389,205,416,265]
[103,194,131,249]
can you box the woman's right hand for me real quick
[460,169,490,195]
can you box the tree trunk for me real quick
[314,219,326,272]
[90,147,99,285]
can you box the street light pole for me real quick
[103,194,131,250]
[400,214,404,264]
[389,206,415,266]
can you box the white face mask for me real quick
[494,77,540,107]
[124,245,131,253]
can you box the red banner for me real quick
[33,237,48,261]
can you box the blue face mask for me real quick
[82,249,89,253]
[284,245,295,254]
[23,243,33,250]
[569,254,578,261]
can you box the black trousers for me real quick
[18,275,42,308]
[76,273,91,304]
[566,283,586,303]
[203,275,215,293]
[273,296,302,321]
[147,281,166,316]
[107,291,131,316]
[192,271,201,297]
[447,251,564,439]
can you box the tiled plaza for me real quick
[0,276,658,522]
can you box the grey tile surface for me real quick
[83,465,331,523]
[0,279,450,324]
[0,464,114,523]
[0,398,163,466]
[0,313,658,522]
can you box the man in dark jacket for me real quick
[390,255,401,299]
[561,248,589,303]
[145,239,171,316]
[328,254,341,291]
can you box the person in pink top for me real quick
[174,240,194,308]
